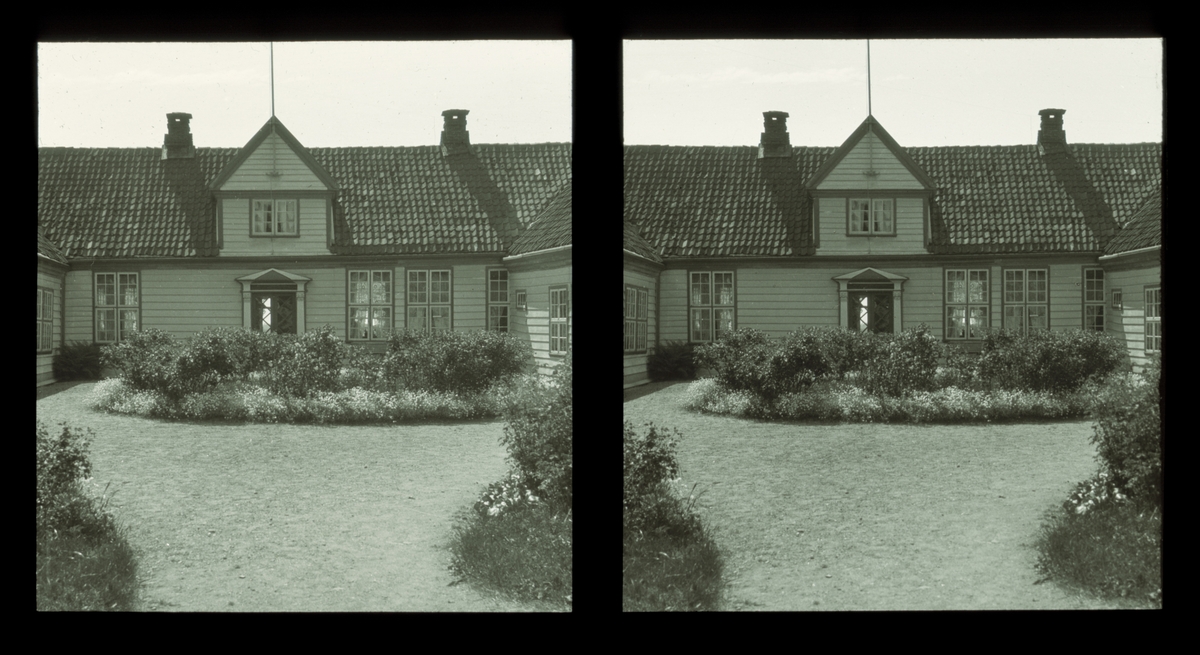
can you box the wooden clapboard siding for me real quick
[623,267,658,388]
[659,269,689,342]
[452,264,487,331]
[37,268,64,385]
[139,269,243,337]
[1105,264,1161,372]
[303,267,347,336]
[219,132,327,191]
[816,196,927,256]
[63,270,95,345]
[737,267,839,339]
[220,197,331,257]
[815,132,925,190]
[1049,262,1084,330]
[510,263,570,376]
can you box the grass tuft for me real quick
[449,504,572,608]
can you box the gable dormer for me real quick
[807,115,935,256]
[210,117,338,257]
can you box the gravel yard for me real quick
[38,382,551,612]
[625,381,1136,610]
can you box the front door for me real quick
[849,291,893,334]
[252,292,297,334]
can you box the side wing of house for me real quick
[37,255,67,386]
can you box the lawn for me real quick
[37,382,553,611]
[624,381,1146,610]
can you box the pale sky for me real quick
[624,39,1163,147]
[37,41,572,148]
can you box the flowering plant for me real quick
[474,471,540,518]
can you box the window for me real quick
[624,284,649,354]
[488,269,509,332]
[348,270,392,340]
[945,269,989,339]
[1144,287,1161,353]
[38,288,54,353]
[515,289,527,312]
[1111,288,1123,311]
[252,199,297,235]
[1084,268,1105,332]
[407,270,451,331]
[690,272,735,342]
[95,272,139,342]
[848,198,894,235]
[1002,269,1048,334]
[550,286,569,356]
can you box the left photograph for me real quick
[37,41,572,611]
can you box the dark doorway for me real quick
[849,290,893,334]
[252,292,297,334]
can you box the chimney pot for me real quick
[162,112,195,159]
[758,110,791,159]
[440,109,472,156]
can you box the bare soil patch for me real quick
[625,382,1138,610]
[37,383,553,612]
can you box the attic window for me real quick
[252,199,297,236]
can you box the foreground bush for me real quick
[36,421,138,611]
[623,421,722,611]
[52,341,104,381]
[385,329,532,394]
[500,358,572,512]
[1090,354,1162,507]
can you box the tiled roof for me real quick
[37,142,571,259]
[623,219,662,264]
[624,141,1161,257]
[509,178,572,256]
[37,224,68,265]
[1104,185,1161,255]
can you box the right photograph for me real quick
[622,39,1162,611]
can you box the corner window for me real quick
[1002,269,1048,334]
[95,272,139,342]
[407,270,451,332]
[1084,268,1105,332]
[550,286,569,356]
[1144,287,1161,353]
[38,288,54,353]
[848,198,894,235]
[515,289,527,312]
[488,269,509,332]
[1111,288,1123,311]
[348,270,393,340]
[624,284,649,354]
[689,271,734,342]
[945,269,989,339]
[252,199,297,235]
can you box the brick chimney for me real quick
[440,109,472,156]
[758,111,792,159]
[162,112,195,160]
[1037,108,1066,155]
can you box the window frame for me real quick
[944,268,990,340]
[515,289,527,312]
[250,198,299,237]
[624,284,649,355]
[1110,288,1123,311]
[1000,268,1049,335]
[847,198,896,236]
[549,285,569,357]
[1083,268,1105,332]
[94,272,140,343]
[347,269,394,341]
[406,269,453,332]
[1144,286,1161,353]
[487,268,510,333]
[688,271,735,343]
[38,287,54,354]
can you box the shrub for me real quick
[763,328,833,396]
[1090,354,1161,507]
[101,329,183,398]
[647,341,697,382]
[37,421,95,534]
[693,328,775,397]
[979,329,1126,393]
[500,358,572,512]
[52,341,104,381]
[623,421,681,511]
[815,327,878,379]
[385,329,532,394]
[858,325,943,397]
[264,325,346,398]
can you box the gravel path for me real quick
[625,381,1134,611]
[38,382,548,612]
